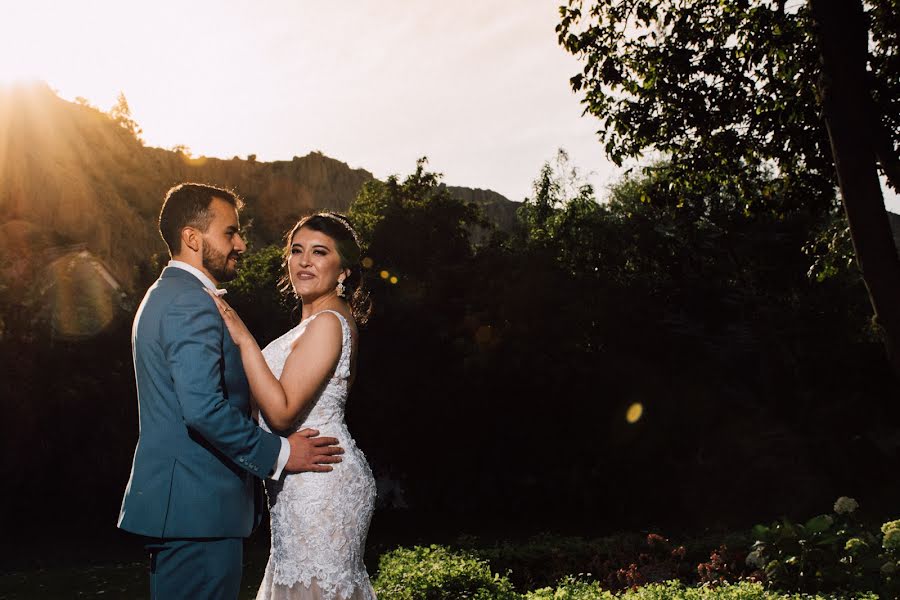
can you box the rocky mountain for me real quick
[446,185,520,231]
[0,82,518,294]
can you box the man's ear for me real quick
[181,227,201,253]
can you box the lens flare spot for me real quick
[380,270,389,279]
[47,250,121,339]
[362,257,374,269]
[626,403,644,424]
[389,276,398,284]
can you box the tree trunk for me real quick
[810,0,900,380]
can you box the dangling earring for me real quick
[336,275,346,298]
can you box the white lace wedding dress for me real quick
[256,310,377,600]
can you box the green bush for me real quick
[526,579,877,600]
[525,576,612,600]
[750,497,899,597]
[373,544,518,599]
[371,544,882,599]
[462,531,760,590]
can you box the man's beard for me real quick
[202,243,239,283]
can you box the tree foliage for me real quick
[108,91,142,142]
[349,157,486,281]
[517,149,601,247]
[557,0,897,195]
[557,0,900,376]
[4,158,898,543]
[345,158,894,530]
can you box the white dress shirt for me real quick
[168,260,290,480]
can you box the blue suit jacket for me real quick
[118,266,282,538]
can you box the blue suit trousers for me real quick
[147,537,243,600]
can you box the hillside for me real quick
[0,82,518,293]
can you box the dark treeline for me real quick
[338,157,899,534]
[4,153,896,545]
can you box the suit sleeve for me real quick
[162,288,282,479]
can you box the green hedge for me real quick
[373,545,879,600]
[373,544,519,600]
[527,579,878,599]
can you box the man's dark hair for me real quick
[158,183,243,255]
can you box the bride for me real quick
[207,212,377,600]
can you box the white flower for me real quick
[834,496,859,515]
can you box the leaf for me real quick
[804,514,833,534]
[753,524,770,539]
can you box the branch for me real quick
[872,118,900,193]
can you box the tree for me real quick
[74,96,96,109]
[170,144,192,156]
[517,148,598,244]
[557,0,900,376]
[808,0,900,376]
[108,91,142,142]
[349,158,485,280]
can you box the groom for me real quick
[119,183,343,599]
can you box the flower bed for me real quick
[372,497,897,599]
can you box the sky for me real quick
[1,0,898,211]
[0,0,620,203]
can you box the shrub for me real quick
[881,520,900,551]
[372,543,881,599]
[373,544,518,599]
[526,579,878,599]
[601,533,693,590]
[526,576,614,600]
[464,532,702,591]
[751,496,899,597]
[459,531,771,591]
[696,544,758,585]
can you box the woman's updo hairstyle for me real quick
[282,211,372,325]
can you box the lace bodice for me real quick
[260,310,353,434]
[256,309,376,600]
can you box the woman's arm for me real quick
[273,314,342,427]
[205,291,342,430]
